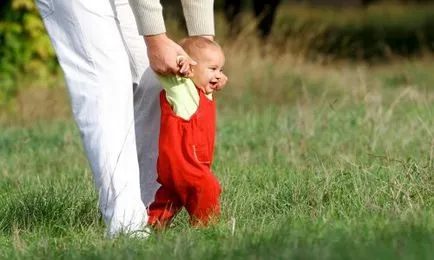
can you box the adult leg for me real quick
[110,0,147,84]
[111,0,161,207]
[134,68,161,206]
[36,0,147,237]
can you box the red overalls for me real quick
[147,88,222,227]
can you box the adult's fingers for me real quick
[149,58,178,76]
[145,35,188,76]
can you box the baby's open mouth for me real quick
[209,82,218,88]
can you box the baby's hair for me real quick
[179,36,222,59]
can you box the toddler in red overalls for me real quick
[148,37,227,229]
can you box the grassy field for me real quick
[1,41,434,259]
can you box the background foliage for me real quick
[272,4,434,61]
[2,1,434,108]
[0,0,58,109]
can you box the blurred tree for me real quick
[223,0,282,38]
[0,0,8,13]
[362,0,378,7]
[223,0,242,35]
[253,0,282,37]
[0,0,56,108]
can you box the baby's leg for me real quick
[185,172,222,226]
[148,186,182,229]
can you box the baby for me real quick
[147,36,227,229]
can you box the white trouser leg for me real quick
[112,0,161,206]
[36,0,147,236]
[134,68,161,207]
[111,0,147,84]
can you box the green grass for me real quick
[1,51,434,259]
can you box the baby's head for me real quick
[179,37,225,94]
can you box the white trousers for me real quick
[35,0,161,236]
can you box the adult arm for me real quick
[128,0,214,36]
[128,0,215,75]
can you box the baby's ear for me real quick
[189,67,195,78]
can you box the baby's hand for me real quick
[176,56,194,78]
[213,72,228,91]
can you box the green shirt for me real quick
[158,76,212,120]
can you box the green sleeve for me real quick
[157,76,200,120]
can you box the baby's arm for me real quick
[157,76,200,120]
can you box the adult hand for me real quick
[144,33,197,77]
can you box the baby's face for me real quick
[191,46,225,95]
